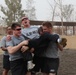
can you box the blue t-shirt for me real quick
[0,36,9,55]
[21,26,39,39]
[6,35,25,61]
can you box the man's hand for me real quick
[6,35,11,41]
[30,48,34,53]
[1,47,7,51]
[21,46,29,53]
[20,40,28,46]
[58,38,67,47]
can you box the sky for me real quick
[0,0,76,21]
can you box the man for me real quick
[41,21,63,75]
[5,16,39,75]
[28,27,50,75]
[0,27,12,75]
[21,16,39,39]
[27,26,61,75]
[21,16,39,75]
[6,23,29,75]
[21,17,62,75]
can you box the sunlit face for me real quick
[21,17,30,28]
[42,26,52,33]
[13,26,21,37]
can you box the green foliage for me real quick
[0,0,25,26]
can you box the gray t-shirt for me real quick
[0,36,9,55]
[42,34,60,58]
[21,26,39,39]
[6,35,25,61]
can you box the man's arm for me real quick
[28,33,59,49]
[57,37,67,51]
[0,36,7,51]
[39,32,59,42]
[1,47,7,51]
[57,43,63,51]
[7,40,28,54]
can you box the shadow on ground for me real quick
[0,49,76,75]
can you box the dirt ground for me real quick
[58,49,76,75]
[0,49,76,75]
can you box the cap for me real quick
[21,16,28,21]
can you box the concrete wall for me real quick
[61,35,76,49]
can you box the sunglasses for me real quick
[15,28,21,31]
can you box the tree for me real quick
[62,4,74,22]
[47,0,57,21]
[47,0,57,25]
[25,0,36,20]
[47,0,64,35]
[54,0,75,35]
[62,4,74,35]
[0,0,25,26]
[54,0,64,35]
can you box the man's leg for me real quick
[2,69,9,75]
[10,59,27,75]
[41,58,59,75]
[2,55,10,75]
[31,56,42,75]
[49,73,56,75]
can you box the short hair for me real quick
[38,26,43,34]
[42,21,53,28]
[11,23,21,30]
[6,26,11,30]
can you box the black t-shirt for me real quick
[28,32,59,56]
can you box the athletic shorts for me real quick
[32,55,44,72]
[41,57,59,73]
[3,55,10,70]
[10,58,27,75]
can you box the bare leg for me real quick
[49,73,56,75]
[2,69,9,75]
[42,73,48,75]
[26,72,31,75]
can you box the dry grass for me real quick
[0,49,3,54]
[0,35,4,54]
[61,35,76,49]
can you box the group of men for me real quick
[0,16,64,75]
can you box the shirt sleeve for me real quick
[6,40,14,47]
[0,36,6,48]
